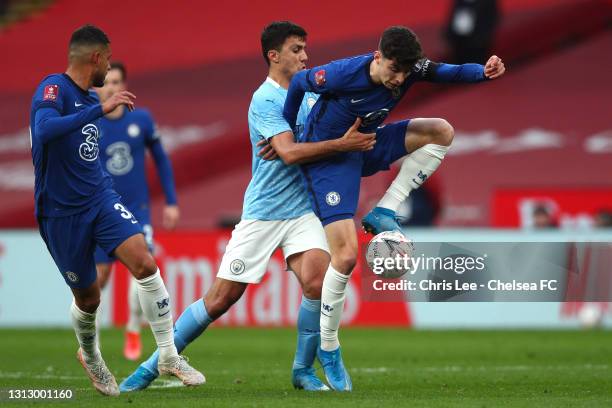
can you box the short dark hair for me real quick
[110,61,127,81]
[261,21,307,65]
[379,26,423,72]
[69,24,110,48]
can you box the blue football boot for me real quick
[292,366,330,391]
[362,206,402,235]
[119,365,158,392]
[317,347,352,392]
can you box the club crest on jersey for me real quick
[314,69,326,86]
[43,85,58,101]
[326,191,341,206]
[79,124,99,161]
[127,124,141,138]
[230,259,246,275]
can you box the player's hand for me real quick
[163,205,180,229]
[337,118,376,152]
[484,55,505,79]
[102,90,136,114]
[257,139,278,161]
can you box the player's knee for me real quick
[302,274,323,300]
[332,249,358,274]
[432,119,454,146]
[131,253,158,280]
[75,296,100,314]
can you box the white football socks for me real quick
[320,265,350,351]
[135,270,177,362]
[126,277,143,333]
[70,300,101,364]
[377,144,449,212]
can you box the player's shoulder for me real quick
[326,53,373,74]
[251,79,284,111]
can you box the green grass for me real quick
[0,328,611,407]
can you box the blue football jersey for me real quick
[98,108,166,213]
[284,54,486,142]
[242,77,317,220]
[30,73,113,218]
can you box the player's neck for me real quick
[267,70,290,89]
[368,60,382,85]
[106,104,125,119]
[65,66,93,91]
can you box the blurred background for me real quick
[0,0,610,329]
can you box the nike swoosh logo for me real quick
[75,102,83,107]
[412,178,423,187]
[350,98,366,104]
[158,310,170,317]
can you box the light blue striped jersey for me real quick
[242,77,317,220]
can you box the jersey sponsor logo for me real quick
[65,271,79,283]
[362,108,390,127]
[43,85,58,101]
[230,259,246,275]
[314,69,326,86]
[105,141,134,175]
[350,98,366,104]
[79,124,99,161]
[127,123,141,138]
[326,191,341,206]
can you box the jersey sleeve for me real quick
[141,109,161,146]
[252,96,292,141]
[415,58,487,83]
[284,61,345,129]
[32,77,65,114]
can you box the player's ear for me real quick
[268,49,280,64]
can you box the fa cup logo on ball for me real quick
[365,231,415,279]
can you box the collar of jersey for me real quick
[265,76,284,89]
[62,73,91,96]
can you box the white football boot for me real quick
[76,349,119,396]
[158,355,205,386]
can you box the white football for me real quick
[365,230,415,279]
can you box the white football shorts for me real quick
[216,212,329,283]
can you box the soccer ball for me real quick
[365,230,415,279]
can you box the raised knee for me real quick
[432,119,454,146]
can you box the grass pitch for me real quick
[0,327,610,407]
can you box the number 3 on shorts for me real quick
[114,203,138,224]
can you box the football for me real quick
[365,230,415,279]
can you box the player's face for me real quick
[92,45,112,88]
[97,68,125,103]
[279,36,308,77]
[374,52,409,90]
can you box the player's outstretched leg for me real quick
[124,277,143,360]
[318,220,355,391]
[120,278,246,392]
[115,234,204,387]
[70,290,119,396]
[362,118,452,234]
[288,249,330,391]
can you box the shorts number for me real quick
[114,203,138,224]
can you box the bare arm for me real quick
[259,118,376,165]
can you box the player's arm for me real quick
[146,121,179,229]
[34,105,103,143]
[283,64,340,129]
[34,90,135,144]
[260,118,375,165]
[420,55,505,83]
